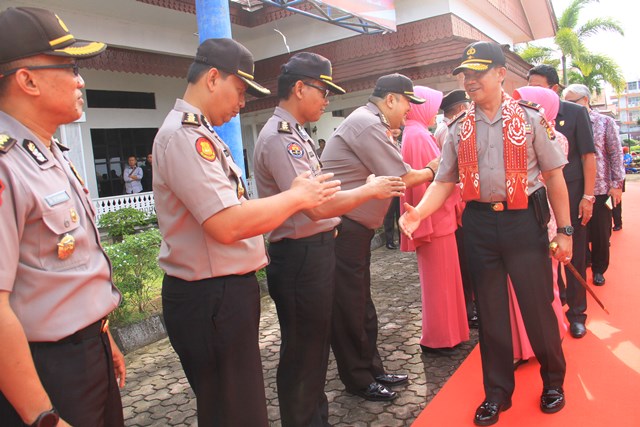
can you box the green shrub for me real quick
[105,229,163,322]
[99,208,149,241]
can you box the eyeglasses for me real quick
[303,82,331,99]
[565,96,584,103]
[0,63,80,79]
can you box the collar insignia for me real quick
[69,161,85,186]
[0,133,17,154]
[278,121,292,134]
[22,139,48,165]
[201,115,215,133]
[182,112,201,126]
[379,112,390,127]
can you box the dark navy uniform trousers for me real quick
[463,201,566,404]
[267,229,336,427]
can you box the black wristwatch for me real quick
[30,408,59,427]
[557,226,574,236]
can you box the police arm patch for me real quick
[287,142,305,159]
[195,137,217,162]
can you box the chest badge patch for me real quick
[57,233,75,260]
[196,137,217,162]
[287,142,305,159]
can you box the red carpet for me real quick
[413,180,640,427]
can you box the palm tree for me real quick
[568,52,626,94]
[516,43,559,68]
[555,0,624,86]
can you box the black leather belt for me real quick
[32,318,109,346]
[467,201,510,212]
[275,227,339,244]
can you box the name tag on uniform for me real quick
[45,190,70,207]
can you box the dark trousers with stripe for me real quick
[462,203,566,404]
[331,217,385,391]
[0,323,124,427]
[162,274,268,427]
[588,195,613,275]
[267,230,336,427]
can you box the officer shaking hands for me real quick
[153,39,340,426]
[0,7,125,427]
[253,52,405,426]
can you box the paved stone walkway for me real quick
[122,246,479,426]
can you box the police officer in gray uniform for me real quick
[321,74,439,401]
[400,42,570,426]
[0,7,125,427]
[153,39,340,426]
[254,53,405,426]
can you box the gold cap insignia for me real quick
[57,233,75,260]
[466,47,476,57]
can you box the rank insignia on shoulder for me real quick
[182,112,201,126]
[379,112,390,127]
[195,137,217,162]
[287,142,305,159]
[449,110,467,127]
[518,99,541,110]
[0,133,17,154]
[22,139,48,165]
[278,121,292,134]
[201,115,215,133]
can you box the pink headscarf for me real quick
[512,86,559,122]
[405,86,443,127]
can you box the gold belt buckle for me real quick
[100,318,109,334]
[491,202,505,212]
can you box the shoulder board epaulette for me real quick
[518,100,541,110]
[53,138,70,152]
[182,112,201,126]
[379,112,390,127]
[278,121,293,134]
[448,110,467,127]
[0,133,17,154]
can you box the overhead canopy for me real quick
[233,0,396,34]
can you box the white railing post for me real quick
[93,191,156,224]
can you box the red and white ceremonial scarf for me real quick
[458,92,529,209]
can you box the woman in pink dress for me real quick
[400,86,469,356]
[509,86,569,364]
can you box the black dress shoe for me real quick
[593,273,606,286]
[473,400,512,426]
[513,358,529,370]
[613,225,622,231]
[540,387,565,413]
[347,382,397,402]
[420,345,458,356]
[569,322,587,338]
[385,242,398,250]
[375,373,408,387]
[468,315,479,329]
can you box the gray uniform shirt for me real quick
[438,102,567,201]
[254,106,340,242]
[153,99,267,280]
[0,111,121,341]
[321,102,410,229]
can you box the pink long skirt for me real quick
[415,234,470,348]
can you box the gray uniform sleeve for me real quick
[162,128,240,225]
[0,161,28,291]
[530,109,567,172]
[347,122,409,177]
